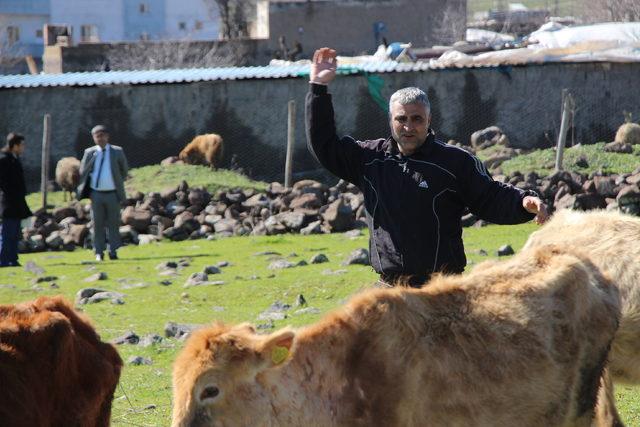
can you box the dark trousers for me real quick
[375,272,431,289]
[0,218,21,267]
[90,190,121,255]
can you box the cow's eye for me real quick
[200,386,220,401]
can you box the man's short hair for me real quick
[389,87,430,116]
[6,132,24,149]
[91,125,109,135]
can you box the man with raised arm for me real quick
[306,47,548,287]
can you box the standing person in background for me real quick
[306,47,548,288]
[77,125,128,261]
[0,133,32,267]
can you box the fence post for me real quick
[284,100,296,188]
[555,90,573,172]
[41,113,51,211]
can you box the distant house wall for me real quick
[50,0,126,42]
[165,0,220,40]
[0,0,49,57]
[124,0,165,41]
[2,62,637,191]
[266,0,466,56]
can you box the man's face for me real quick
[389,101,431,156]
[92,131,109,148]
[11,142,25,156]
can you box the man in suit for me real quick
[77,125,129,261]
[0,133,32,267]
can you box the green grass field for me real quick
[1,223,638,426]
[476,142,640,177]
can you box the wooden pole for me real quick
[555,90,573,172]
[41,114,51,211]
[284,100,296,188]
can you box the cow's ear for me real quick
[258,328,295,367]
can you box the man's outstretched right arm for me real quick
[305,47,364,185]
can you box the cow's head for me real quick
[171,322,295,427]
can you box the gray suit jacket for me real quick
[77,144,129,202]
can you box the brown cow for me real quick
[172,245,620,427]
[0,296,122,427]
[179,134,223,168]
[523,209,640,427]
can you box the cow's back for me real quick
[0,296,122,427]
[524,209,640,383]
[334,246,620,427]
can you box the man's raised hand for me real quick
[310,47,337,85]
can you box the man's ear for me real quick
[258,328,295,367]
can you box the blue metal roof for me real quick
[0,61,432,89]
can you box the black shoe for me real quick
[109,252,118,260]
[11,262,21,267]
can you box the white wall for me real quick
[50,0,125,42]
[165,0,219,40]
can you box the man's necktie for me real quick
[95,148,105,189]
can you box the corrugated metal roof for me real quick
[0,61,431,89]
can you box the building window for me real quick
[7,26,20,44]
[178,22,186,30]
[194,20,203,30]
[35,29,43,38]
[139,3,148,13]
[80,25,99,42]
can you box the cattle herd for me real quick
[1,209,639,426]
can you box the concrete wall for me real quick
[266,0,466,56]
[1,62,638,191]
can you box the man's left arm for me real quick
[462,154,548,225]
[118,148,129,178]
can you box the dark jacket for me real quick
[306,84,535,277]
[0,151,32,219]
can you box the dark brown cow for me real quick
[0,296,122,427]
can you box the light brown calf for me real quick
[172,246,620,427]
[0,296,122,427]
[179,134,223,168]
[524,209,640,427]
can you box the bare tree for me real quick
[431,1,466,46]
[106,39,253,70]
[203,0,256,39]
[581,0,640,23]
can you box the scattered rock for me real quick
[309,253,329,264]
[113,331,140,345]
[138,334,163,347]
[35,275,58,283]
[203,265,221,275]
[185,272,208,287]
[128,356,153,366]
[84,272,108,282]
[497,244,515,256]
[294,307,321,315]
[268,259,296,270]
[24,261,45,275]
[343,248,370,266]
[164,322,198,338]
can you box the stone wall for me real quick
[1,61,638,191]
